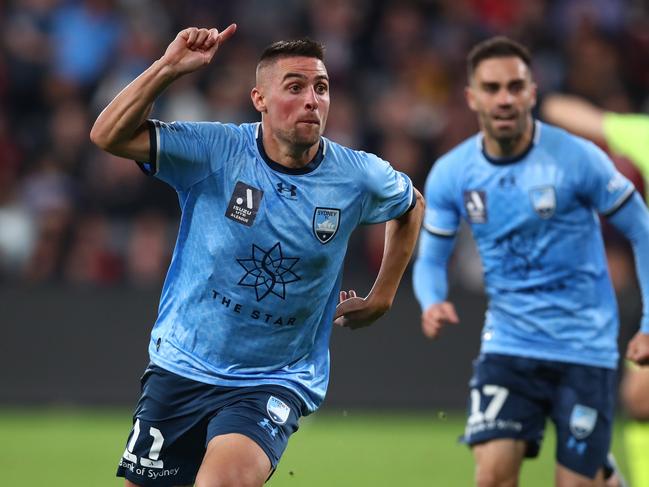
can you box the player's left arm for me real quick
[607,192,649,366]
[335,188,424,329]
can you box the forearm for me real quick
[367,190,424,309]
[90,59,178,159]
[412,230,454,309]
[608,192,649,332]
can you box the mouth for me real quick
[297,120,320,126]
[492,113,517,122]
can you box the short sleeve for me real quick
[422,158,460,236]
[359,153,414,224]
[140,120,244,191]
[578,140,634,216]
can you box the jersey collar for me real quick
[479,120,541,165]
[255,123,325,175]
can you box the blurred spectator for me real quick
[1,0,648,286]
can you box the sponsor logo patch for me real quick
[267,396,291,424]
[313,207,340,244]
[225,181,263,226]
[529,186,556,219]
[463,190,487,223]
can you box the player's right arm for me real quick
[90,25,237,161]
[412,157,461,339]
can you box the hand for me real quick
[334,290,390,330]
[161,24,237,77]
[626,331,649,366]
[421,302,459,339]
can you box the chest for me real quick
[193,160,361,250]
[458,159,578,236]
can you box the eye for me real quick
[288,84,301,93]
[315,83,328,94]
[508,81,524,94]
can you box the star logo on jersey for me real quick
[237,243,300,301]
[313,208,340,244]
[529,186,556,219]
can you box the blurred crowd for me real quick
[0,0,648,287]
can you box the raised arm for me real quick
[89,25,237,161]
[334,188,424,329]
[540,94,606,143]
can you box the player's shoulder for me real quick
[323,137,381,169]
[429,133,481,181]
[537,121,604,159]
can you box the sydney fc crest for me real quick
[529,186,556,219]
[266,396,291,425]
[313,207,340,244]
[569,404,598,440]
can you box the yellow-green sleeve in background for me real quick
[603,112,649,180]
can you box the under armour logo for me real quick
[276,182,297,199]
[258,418,278,438]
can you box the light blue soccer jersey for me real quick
[421,121,634,369]
[139,121,413,413]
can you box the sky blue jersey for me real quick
[417,121,637,369]
[138,121,414,413]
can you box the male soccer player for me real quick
[542,94,649,487]
[91,25,423,487]
[413,37,649,487]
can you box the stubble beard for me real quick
[483,112,528,156]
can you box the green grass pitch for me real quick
[0,409,629,486]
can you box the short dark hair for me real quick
[467,36,531,81]
[258,38,325,69]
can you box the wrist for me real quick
[152,58,183,83]
[367,291,393,314]
[641,317,649,334]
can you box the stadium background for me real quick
[0,0,647,485]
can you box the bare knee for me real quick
[475,466,518,487]
[473,439,525,487]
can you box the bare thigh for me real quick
[472,438,526,487]
[194,433,271,487]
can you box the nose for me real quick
[496,88,513,106]
[304,86,319,111]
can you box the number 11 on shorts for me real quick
[122,419,165,468]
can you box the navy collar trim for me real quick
[255,124,325,175]
[480,120,539,165]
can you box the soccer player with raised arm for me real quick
[91,25,423,487]
[413,37,649,487]
[542,94,649,487]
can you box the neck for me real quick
[483,116,534,159]
[261,126,320,169]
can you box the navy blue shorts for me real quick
[116,364,303,486]
[462,353,617,478]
